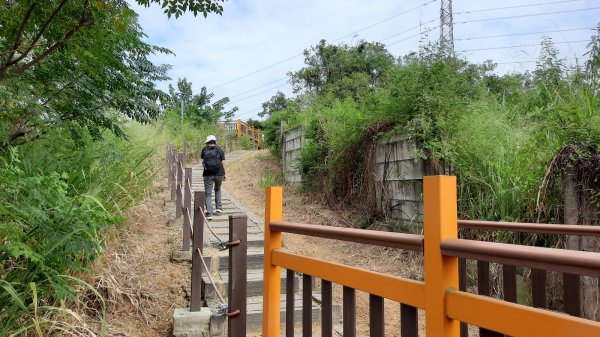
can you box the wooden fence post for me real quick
[228,214,248,337]
[170,147,177,201]
[196,138,200,163]
[424,175,460,337]
[175,153,184,219]
[190,191,205,311]
[262,186,283,337]
[182,167,192,251]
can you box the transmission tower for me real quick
[439,0,455,57]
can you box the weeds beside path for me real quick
[91,170,190,336]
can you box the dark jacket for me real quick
[201,146,225,176]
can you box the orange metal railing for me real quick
[235,119,261,148]
[261,176,600,337]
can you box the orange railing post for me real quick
[262,186,283,337]
[424,176,460,337]
[237,119,242,139]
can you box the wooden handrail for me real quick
[459,219,600,235]
[441,238,600,277]
[270,221,423,251]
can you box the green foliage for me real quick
[289,39,395,100]
[0,1,174,146]
[259,91,291,117]
[137,0,226,18]
[164,78,238,127]
[159,108,229,152]
[0,127,156,334]
[258,172,283,190]
[264,33,600,227]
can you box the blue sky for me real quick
[129,0,600,120]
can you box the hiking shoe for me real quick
[215,208,224,214]
[205,213,213,220]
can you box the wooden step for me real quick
[204,246,264,272]
[207,293,323,333]
[204,269,299,300]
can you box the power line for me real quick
[457,39,588,53]
[228,77,287,99]
[495,56,582,65]
[455,7,600,25]
[210,0,438,90]
[454,0,583,15]
[229,82,289,105]
[215,5,599,95]
[380,18,437,43]
[456,27,595,41]
[210,54,300,90]
[235,107,262,119]
[228,5,598,118]
[331,0,439,43]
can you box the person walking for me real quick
[201,135,226,220]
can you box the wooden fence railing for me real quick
[165,142,248,336]
[262,176,600,337]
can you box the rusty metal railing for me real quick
[262,177,600,337]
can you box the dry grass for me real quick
[66,168,192,336]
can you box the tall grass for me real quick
[0,127,156,335]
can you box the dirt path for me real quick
[225,150,427,337]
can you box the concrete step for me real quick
[205,246,264,272]
[204,269,299,300]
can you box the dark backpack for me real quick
[203,147,221,171]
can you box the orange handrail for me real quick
[262,176,600,337]
[235,119,261,148]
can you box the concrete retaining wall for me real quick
[374,136,425,227]
[281,126,304,183]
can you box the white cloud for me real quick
[130,0,600,120]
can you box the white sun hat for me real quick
[205,135,217,143]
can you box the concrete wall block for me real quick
[389,200,424,223]
[375,137,417,163]
[375,159,424,181]
[173,307,211,337]
[385,180,423,201]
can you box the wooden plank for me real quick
[303,274,312,337]
[369,294,384,337]
[343,286,356,337]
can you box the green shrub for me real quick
[0,127,156,334]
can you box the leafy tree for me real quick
[165,78,238,125]
[137,0,226,18]
[0,1,226,146]
[246,118,263,129]
[534,37,566,95]
[584,23,600,89]
[289,39,396,100]
[259,91,290,117]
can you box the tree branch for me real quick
[11,14,93,77]
[4,3,37,64]
[7,0,70,67]
[0,3,36,80]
